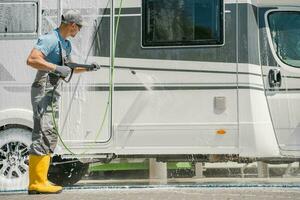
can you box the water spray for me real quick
[51,0,125,155]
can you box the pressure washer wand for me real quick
[65,62,98,70]
[66,62,136,75]
[61,62,102,83]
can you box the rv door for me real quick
[262,8,300,156]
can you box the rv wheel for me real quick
[0,127,31,190]
[48,155,89,186]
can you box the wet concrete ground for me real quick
[1,187,300,200]
[1,178,300,200]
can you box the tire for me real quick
[48,156,89,186]
[0,128,31,191]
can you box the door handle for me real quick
[268,69,282,88]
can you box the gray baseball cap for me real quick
[61,9,87,27]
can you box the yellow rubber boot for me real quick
[28,154,63,194]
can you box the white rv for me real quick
[0,0,300,189]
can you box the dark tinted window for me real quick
[268,11,300,68]
[142,0,223,47]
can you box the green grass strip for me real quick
[89,162,192,172]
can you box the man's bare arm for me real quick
[26,49,56,71]
[65,56,88,73]
[73,67,88,73]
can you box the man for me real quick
[26,10,100,194]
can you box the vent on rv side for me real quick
[214,96,226,114]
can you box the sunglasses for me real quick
[75,23,82,30]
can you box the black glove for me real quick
[54,65,71,78]
[88,62,101,71]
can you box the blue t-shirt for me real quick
[34,28,72,65]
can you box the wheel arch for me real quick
[0,108,33,131]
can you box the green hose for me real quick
[51,0,124,155]
[94,0,123,141]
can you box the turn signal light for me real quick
[216,129,226,135]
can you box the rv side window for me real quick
[142,0,224,47]
[268,11,300,68]
[0,1,38,38]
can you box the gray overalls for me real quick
[30,41,67,156]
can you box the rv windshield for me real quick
[268,11,300,68]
